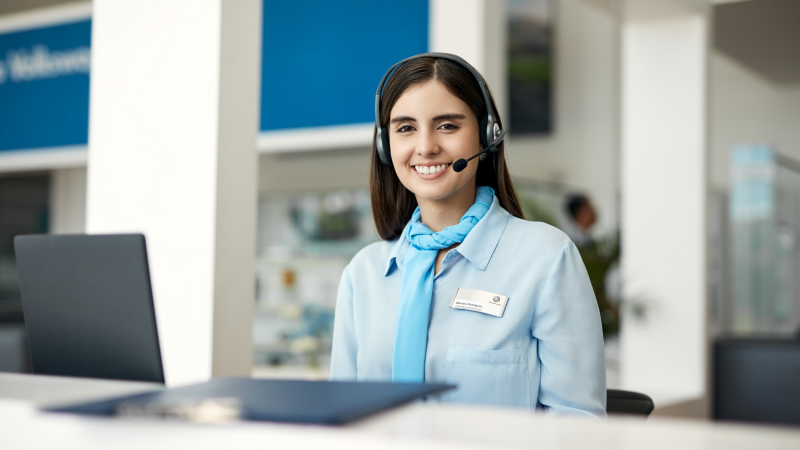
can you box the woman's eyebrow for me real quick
[433,113,467,121]
[390,115,415,124]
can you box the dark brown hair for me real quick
[370,56,524,240]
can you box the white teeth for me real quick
[415,164,448,174]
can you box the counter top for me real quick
[1,373,798,450]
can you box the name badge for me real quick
[449,288,509,318]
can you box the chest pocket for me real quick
[445,347,531,408]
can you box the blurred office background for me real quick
[1,0,799,422]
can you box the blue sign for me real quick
[0,1,428,153]
[260,0,428,131]
[0,19,91,152]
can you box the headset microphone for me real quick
[452,129,506,173]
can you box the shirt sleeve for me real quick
[532,241,607,418]
[330,264,358,380]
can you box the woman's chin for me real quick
[409,182,475,205]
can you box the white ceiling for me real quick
[714,0,800,84]
[0,0,82,17]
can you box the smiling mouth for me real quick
[413,164,450,175]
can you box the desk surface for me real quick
[1,373,799,450]
[0,372,162,406]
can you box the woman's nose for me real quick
[416,129,439,156]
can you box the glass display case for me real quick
[729,145,800,336]
[253,189,377,376]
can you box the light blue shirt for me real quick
[330,195,606,418]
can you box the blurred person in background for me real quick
[563,194,597,247]
[329,53,605,418]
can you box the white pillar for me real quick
[50,168,86,234]
[619,0,709,405]
[429,0,507,119]
[86,0,261,386]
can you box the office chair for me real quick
[607,389,654,417]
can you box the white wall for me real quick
[709,51,800,189]
[505,0,621,235]
[258,148,370,193]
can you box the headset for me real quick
[374,53,506,173]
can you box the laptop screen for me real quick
[15,234,164,383]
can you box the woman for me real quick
[330,53,606,418]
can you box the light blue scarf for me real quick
[392,186,494,382]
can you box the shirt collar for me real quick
[455,194,511,270]
[383,194,511,276]
[383,220,411,276]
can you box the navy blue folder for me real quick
[44,378,454,424]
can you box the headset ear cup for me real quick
[479,116,489,149]
[378,127,392,166]
[491,122,502,153]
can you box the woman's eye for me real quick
[397,125,414,133]
[439,123,460,131]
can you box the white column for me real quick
[429,0,507,119]
[86,0,261,386]
[50,168,86,234]
[620,0,709,405]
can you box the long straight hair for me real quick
[370,56,524,240]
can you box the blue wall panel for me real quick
[260,0,428,131]
[0,20,91,152]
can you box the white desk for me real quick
[2,373,799,450]
[0,372,161,406]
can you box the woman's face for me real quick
[388,80,482,205]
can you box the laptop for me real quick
[15,234,165,383]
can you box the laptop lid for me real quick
[15,234,164,383]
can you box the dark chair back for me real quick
[607,389,654,417]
